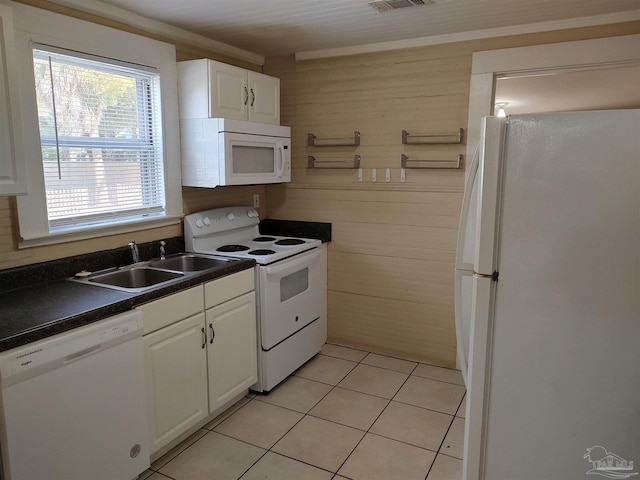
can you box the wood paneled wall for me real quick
[264,22,640,366]
[2,0,639,365]
[0,0,264,270]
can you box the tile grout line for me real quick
[328,354,421,477]
[241,351,366,478]
[235,368,354,480]
[150,396,259,474]
[148,346,465,479]
[321,348,466,387]
[258,358,355,477]
[423,392,467,480]
[149,429,210,473]
[332,347,464,479]
[152,472,176,480]
[292,347,463,477]
[391,397,462,417]
[235,374,348,479]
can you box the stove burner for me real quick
[249,249,276,256]
[217,244,250,252]
[275,238,305,246]
[253,236,276,242]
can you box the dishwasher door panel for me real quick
[0,314,149,480]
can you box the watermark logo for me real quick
[584,446,638,479]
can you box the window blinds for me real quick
[33,47,165,230]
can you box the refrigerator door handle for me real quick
[455,143,481,271]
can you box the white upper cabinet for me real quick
[247,70,280,125]
[208,61,248,121]
[0,5,27,196]
[178,58,280,125]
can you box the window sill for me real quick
[18,215,183,249]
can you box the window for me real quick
[14,3,182,247]
[33,47,165,231]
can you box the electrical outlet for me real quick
[253,194,260,208]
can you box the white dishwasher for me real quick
[0,310,149,480]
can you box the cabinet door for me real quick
[208,60,248,121]
[248,71,280,125]
[143,313,208,454]
[0,5,27,196]
[206,292,257,413]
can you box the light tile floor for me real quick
[140,343,466,480]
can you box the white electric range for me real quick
[184,206,327,392]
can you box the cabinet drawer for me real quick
[205,269,254,309]
[137,286,204,335]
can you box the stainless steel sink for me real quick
[150,254,232,272]
[89,267,184,290]
[70,253,240,293]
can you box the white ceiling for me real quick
[73,0,640,57]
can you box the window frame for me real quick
[33,46,167,231]
[14,4,182,247]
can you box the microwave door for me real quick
[222,133,290,185]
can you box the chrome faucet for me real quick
[159,241,166,260]
[128,241,140,263]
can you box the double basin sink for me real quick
[71,253,237,293]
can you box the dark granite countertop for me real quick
[260,219,331,243]
[0,253,255,352]
[0,221,332,353]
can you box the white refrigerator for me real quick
[455,110,640,479]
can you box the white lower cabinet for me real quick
[136,269,256,455]
[143,313,209,454]
[207,292,257,412]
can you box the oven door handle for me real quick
[262,247,321,275]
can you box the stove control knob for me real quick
[203,217,211,226]
[248,209,258,218]
[226,212,235,221]
[195,218,204,229]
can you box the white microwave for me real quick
[180,118,291,187]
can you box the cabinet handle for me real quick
[209,323,215,344]
[250,88,255,107]
[201,327,206,349]
[244,86,249,105]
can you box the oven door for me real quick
[258,248,323,350]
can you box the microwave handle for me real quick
[276,144,286,178]
[262,247,321,275]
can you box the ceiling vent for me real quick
[368,0,430,13]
